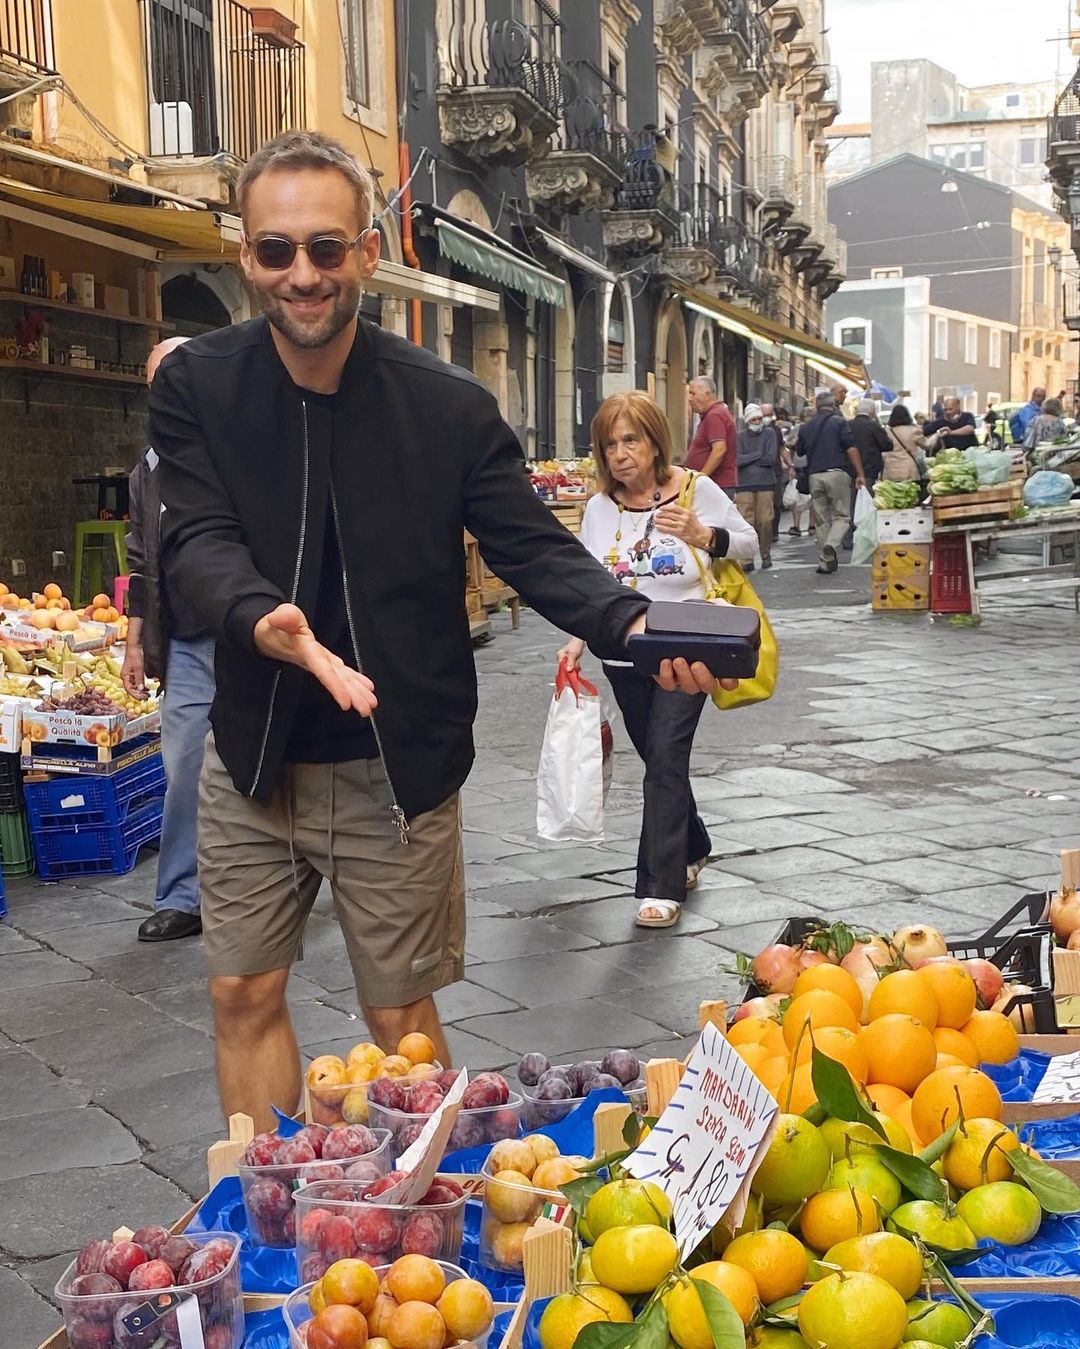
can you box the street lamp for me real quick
[941,172,959,194]
[1049,244,1063,271]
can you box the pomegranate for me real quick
[993,982,1036,1031]
[964,958,1005,1008]
[1050,888,1080,944]
[841,937,896,1021]
[798,949,830,973]
[732,995,783,1023]
[751,944,802,995]
[893,925,947,967]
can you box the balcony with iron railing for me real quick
[603,131,681,257]
[758,154,797,223]
[1,0,53,77]
[715,217,765,300]
[710,1,774,108]
[1063,274,1080,332]
[140,0,305,165]
[526,59,626,213]
[655,1,730,45]
[438,0,563,166]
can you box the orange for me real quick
[868,970,939,1029]
[793,964,864,1019]
[863,1084,911,1116]
[799,1188,882,1253]
[758,1056,789,1096]
[893,1099,926,1149]
[782,990,860,1051]
[918,961,978,1030]
[665,1262,757,1342]
[793,1025,869,1083]
[728,1015,786,1059]
[780,1062,818,1114]
[723,1230,809,1305]
[942,1118,1023,1192]
[935,1053,968,1072]
[933,1027,978,1067]
[861,1014,937,1092]
[959,1011,1021,1066]
[912,1066,1003,1142]
[732,1042,771,1075]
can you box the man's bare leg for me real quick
[210,968,299,1131]
[363,995,451,1068]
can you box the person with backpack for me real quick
[794,391,865,574]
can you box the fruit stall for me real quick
[37,852,1080,1349]
[0,581,164,885]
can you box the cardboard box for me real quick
[71,271,95,308]
[0,695,39,751]
[872,575,930,611]
[872,543,931,582]
[96,283,130,316]
[20,704,160,750]
[0,610,113,652]
[877,507,933,543]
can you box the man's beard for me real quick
[258,279,361,349]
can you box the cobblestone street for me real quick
[3,549,1079,1341]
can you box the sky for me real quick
[827,0,1075,121]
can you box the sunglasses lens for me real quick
[308,238,349,269]
[254,237,296,270]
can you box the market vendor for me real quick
[924,396,979,452]
[151,130,725,1131]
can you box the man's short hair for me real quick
[815,391,836,410]
[689,376,717,396]
[237,131,376,228]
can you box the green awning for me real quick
[435,219,566,307]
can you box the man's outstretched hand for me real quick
[254,603,377,716]
[624,613,739,695]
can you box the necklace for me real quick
[612,488,662,590]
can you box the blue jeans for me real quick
[156,635,215,914]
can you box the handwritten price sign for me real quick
[624,1022,779,1258]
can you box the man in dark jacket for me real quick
[796,391,865,574]
[841,398,890,549]
[123,337,211,943]
[151,131,717,1129]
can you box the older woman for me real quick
[557,391,756,929]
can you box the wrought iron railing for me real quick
[555,58,626,174]
[759,154,796,202]
[141,0,305,161]
[675,181,730,253]
[718,216,764,294]
[611,131,680,220]
[823,64,842,103]
[441,0,563,119]
[1063,274,1080,325]
[0,0,55,74]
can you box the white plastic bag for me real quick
[850,486,878,566]
[536,662,605,842]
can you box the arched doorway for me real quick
[655,299,689,457]
[161,273,233,336]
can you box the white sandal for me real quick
[636,898,682,929]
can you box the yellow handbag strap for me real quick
[677,471,724,601]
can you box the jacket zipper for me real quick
[249,402,312,797]
[330,477,410,846]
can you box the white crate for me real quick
[877,508,933,543]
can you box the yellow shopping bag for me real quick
[678,472,780,710]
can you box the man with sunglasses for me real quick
[150,131,716,1131]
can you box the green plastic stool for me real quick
[73,520,127,608]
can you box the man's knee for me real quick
[210,969,289,1037]
[363,997,435,1048]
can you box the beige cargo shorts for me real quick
[197,738,465,1008]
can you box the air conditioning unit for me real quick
[149,101,194,156]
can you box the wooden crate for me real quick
[932,481,1023,525]
[548,501,583,536]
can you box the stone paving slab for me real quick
[0,1106,141,1182]
[0,950,91,993]
[0,1264,58,1345]
[0,1047,88,1121]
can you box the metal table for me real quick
[933,507,1080,620]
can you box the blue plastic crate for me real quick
[31,796,163,878]
[23,752,165,832]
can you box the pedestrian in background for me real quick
[735,403,779,571]
[796,391,865,575]
[686,377,737,498]
[786,406,813,536]
[1023,396,1066,448]
[558,391,756,930]
[925,396,978,451]
[842,399,890,549]
[883,405,936,483]
[1010,386,1045,444]
[122,336,210,944]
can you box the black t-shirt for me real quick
[924,412,977,449]
[283,390,378,764]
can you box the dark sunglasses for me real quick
[248,229,371,271]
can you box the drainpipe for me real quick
[399,140,423,345]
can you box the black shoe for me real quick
[787,527,802,536]
[761,557,773,569]
[815,564,832,574]
[823,545,839,573]
[138,909,202,942]
[744,561,755,572]
[841,534,854,551]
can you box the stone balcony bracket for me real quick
[603,209,676,257]
[663,244,717,286]
[438,86,558,168]
[143,152,243,207]
[526,151,622,214]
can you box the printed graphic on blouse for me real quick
[604,530,689,584]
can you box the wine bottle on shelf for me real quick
[18,256,29,295]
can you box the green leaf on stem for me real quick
[1006,1149,1080,1214]
[634,1298,670,1349]
[623,1113,642,1149]
[560,1174,605,1219]
[693,1278,747,1349]
[810,1048,886,1139]
[918,1122,959,1168]
[872,1144,949,1203]
[575,1322,642,1349]
[925,1250,994,1336]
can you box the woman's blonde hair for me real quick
[591,391,674,496]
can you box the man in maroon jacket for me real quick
[686,377,737,497]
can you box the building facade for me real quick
[829,154,1073,404]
